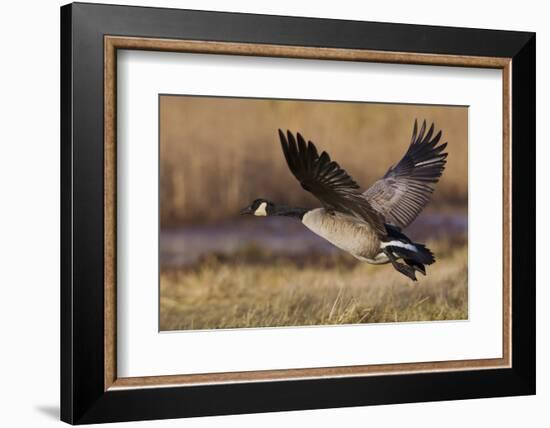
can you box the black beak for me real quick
[240,206,254,215]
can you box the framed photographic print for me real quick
[60,2,535,424]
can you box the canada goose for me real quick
[240,120,448,280]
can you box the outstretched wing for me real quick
[279,129,386,236]
[363,120,448,229]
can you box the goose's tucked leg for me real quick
[404,259,426,276]
[382,247,417,281]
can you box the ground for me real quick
[160,239,467,331]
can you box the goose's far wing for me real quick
[279,129,386,236]
[363,120,448,229]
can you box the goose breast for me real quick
[302,208,382,259]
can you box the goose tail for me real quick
[382,224,435,279]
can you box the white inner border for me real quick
[117,50,503,378]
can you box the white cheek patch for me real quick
[254,202,268,216]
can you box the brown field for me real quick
[160,239,467,331]
[160,96,467,226]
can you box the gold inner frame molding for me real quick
[104,35,512,391]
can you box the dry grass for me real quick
[159,240,468,331]
[160,96,468,226]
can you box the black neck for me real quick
[271,204,308,220]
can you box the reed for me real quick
[160,96,468,226]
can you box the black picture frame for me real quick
[61,2,535,424]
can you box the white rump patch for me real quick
[254,202,268,217]
[380,240,417,252]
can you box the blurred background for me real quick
[160,95,468,331]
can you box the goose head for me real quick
[240,198,274,217]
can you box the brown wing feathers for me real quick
[279,130,360,194]
[278,121,447,233]
[363,120,448,229]
[279,130,386,235]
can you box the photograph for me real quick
[159,95,468,331]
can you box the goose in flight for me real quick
[240,120,448,280]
